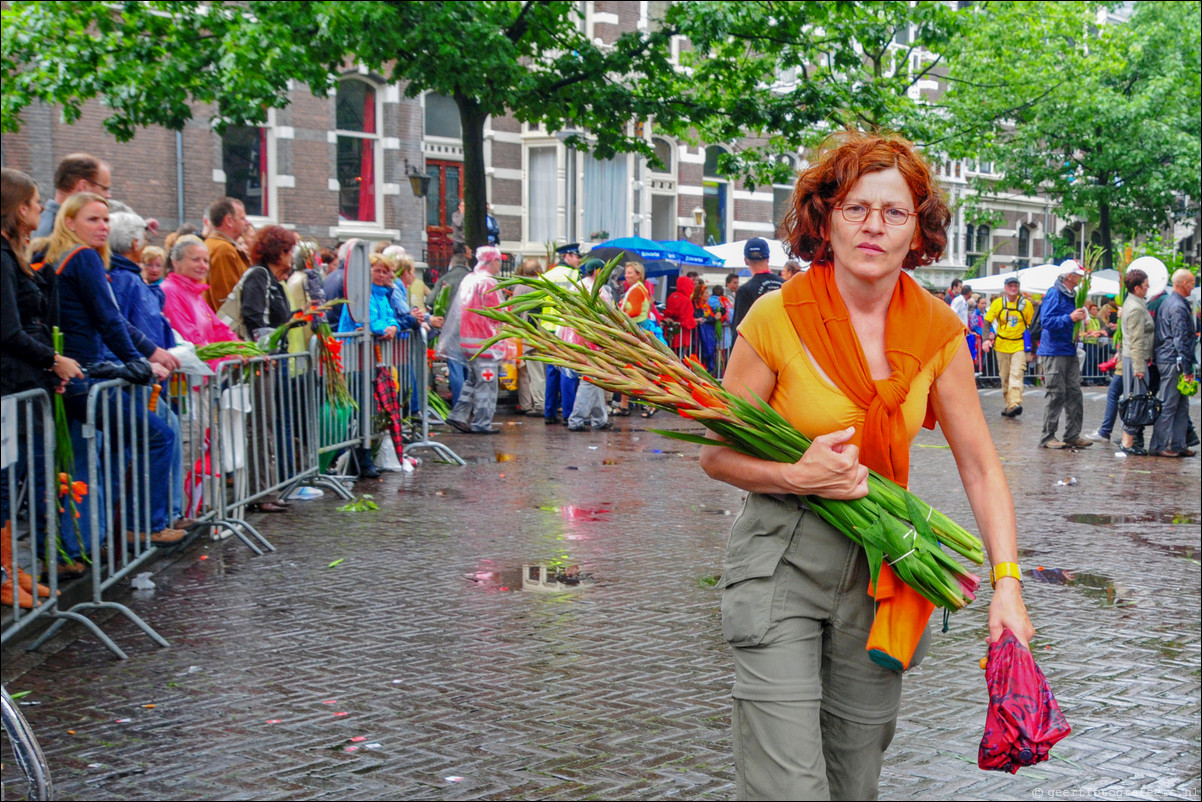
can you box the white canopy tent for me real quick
[704,239,795,271]
[965,263,1120,297]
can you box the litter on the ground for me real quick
[266,719,283,724]
[365,742,382,749]
[1055,477,1078,487]
[328,558,345,568]
[131,572,155,590]
[116,718,132,723]
[446,776,464,783]
[350,736,366,742]
[286,486,324,501]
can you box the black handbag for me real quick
[1119,392,1162,427]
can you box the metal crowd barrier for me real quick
[398,329,463,465]
[974,339,1117,387]
[27,381,169,659]
[1,390,60,647]
[661,319,729,379]
[310,329,369,479]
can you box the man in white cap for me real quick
[1036,260,1091,448]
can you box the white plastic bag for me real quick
[169,339,215,377]
[376,435,403,471]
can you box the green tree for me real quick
[2,0,683,248]
[939,1,1202,270]
[662,0,962,188]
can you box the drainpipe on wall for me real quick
[1043,201,1050,261]
[176,130,185,228]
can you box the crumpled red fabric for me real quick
[979,630,1071,773]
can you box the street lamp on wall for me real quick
[404,159,431,198]
[692,207,704,227]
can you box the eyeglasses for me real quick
[87,178,111,193]
[836,203,917,226]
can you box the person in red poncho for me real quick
[699,131,1034,800]
[664,274,698,354]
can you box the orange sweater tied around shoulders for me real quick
[781,262,965,671]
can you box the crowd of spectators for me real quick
[0,155,440,600]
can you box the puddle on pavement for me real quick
[1122,533,1199,560]
[1066,511,1200,526]
[464,563,593,593]
[1025,567,1135,606]
[538,505,612,522]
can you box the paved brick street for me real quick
[3,390,1199,801]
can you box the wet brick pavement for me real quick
[2,390,1199,801]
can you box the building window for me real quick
[1055,226,1076,261]
[222,126,268,217]
[967,224,989,268]
[1018,224,1030,258]
[582,151,627,241]
[336,78,379,223]
[651,137,673,174]
[425,93,461,140]
[528,146,558,243]
[703,145,729,245]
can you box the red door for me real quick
[425,160,462,273]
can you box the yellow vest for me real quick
[985,296,1033,354]
[540,263,578,331]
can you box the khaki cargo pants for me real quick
[719,493,928,801]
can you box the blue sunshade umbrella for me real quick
[654,240,724,267]
[588,237,671,264]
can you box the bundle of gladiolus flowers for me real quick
[472,260,984,611]
[194,341,268,361]
[52,327,89,561]
[262,301,356,410]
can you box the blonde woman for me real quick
[48,192,185,546]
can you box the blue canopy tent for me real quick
[654,240,723,268]
[588,237,680,279]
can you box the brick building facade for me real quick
[5,1,1188,291]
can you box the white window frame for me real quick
[216,108,279,228]
[334,75,392,239]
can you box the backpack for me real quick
[217,265,271,340]
[1026,302,1041,352]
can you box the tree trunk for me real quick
[1099,200,1113,271]
[456,93,489,252]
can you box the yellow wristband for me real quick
[990,561,1023,589]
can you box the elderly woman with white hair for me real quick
[108,209,175,352]
[109,209,190,528]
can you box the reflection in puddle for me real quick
[1025,567,1134,606]
[1066,511,1200,526]
[538,505,612,522]
[464,563,593,593]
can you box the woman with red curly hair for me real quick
[699,131,1033,799]
[241,224,298,342]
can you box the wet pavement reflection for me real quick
[1,392,1198,801]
